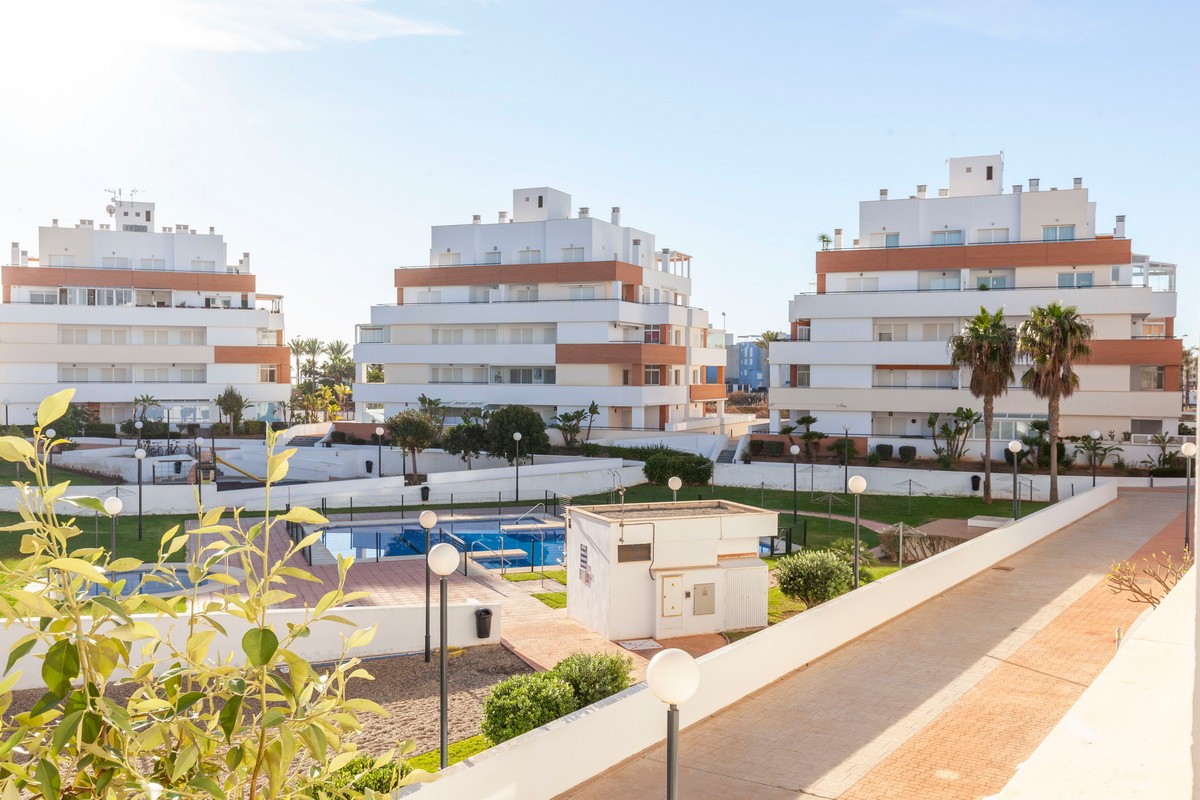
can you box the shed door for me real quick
[661,575,683,617]
[723,567,767,630]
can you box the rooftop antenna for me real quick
[129,188,141,200]
[105,188,121,206]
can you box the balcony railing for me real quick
[10,262,251,275]
[802,282,1171,297]
[871,384,960,390]
[816,235,1122,253]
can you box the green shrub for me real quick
[775,550,853,607]
[82,423,117,437]
[551,652,633,708]
[242,420,266,436]
[643,450,713,485]
[212,421,230,435]
[325,752,411,793]
[1149,465,1187,478]
[867,451,881,466]
[874,444,893,460]
[764,440,785,457]
[827,437,858,465]
[748,439,765,456]
[898,445,917,463]
[481,672,577,744]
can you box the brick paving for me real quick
[558,489,1186,800]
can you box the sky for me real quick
[1,0,1197,347]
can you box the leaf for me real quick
[50,710,84,754]
[201,507,226,528]
[346,625,377,650]
[45,557,108,584]
[61,496,105,513]
[107,557,142,572]
[5,636,36,674]
[275,566,322,583]
[107,622,159,642]
[279,507,328,525]
[188,776,226,800]
[186,630,216,663]
[37,388,74,430]
[174,691,205,715]
[170,744,198,782]
[35,757,62,800]
[219,695,242,742]
[9,590,59,619]
[0,436,35,463]
[89,596,133,623]
[42,640,80,697]
[261,708,285,728]
[266,453,290,484]
[242,628,279,668]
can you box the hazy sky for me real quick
[2,0,1196,347]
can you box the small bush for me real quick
[764,440,785,457]
[748,440,765,456]
[827,437,858,465]
[551,652,633,708]
[867,451,881,466]
[326,753,410,793]
[874,444,893,460]
[242,420,265,436]
[82,423,117,437]
[481,673,577,744]
[212,422,229,436]
[775,550,853,607]
[643,451,713,485]
[898,445,917,463]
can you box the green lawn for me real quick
[504,569,567,585]
[2,463,114,487]
[405,735,491,773]
[0,509,195,567]
[531,591,566,609]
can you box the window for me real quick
[94,288,132,306]
[140,368,168,383]
[59,366,88,382]
[986,165,994,180]
[179,367,206,383]
[511,285,538,302]
[1043,225,1076,241]
[431,367,465,384]
[474,328,497,345]
[537,195,543,208]
[48,254,76,267]
[100,367,130,383]
[518,249,542,264]
[845,277,879,292]
[102,256,130,268]
[1137,366,1165,391]
[568,286,597,300]
[874,369,907,387]
[358,327,386,343]
[30,291,57,304]
[622,369,630,386]
[431,328,464,345]
[469,286,491,304]
[1058,272,1094,289]
[143,329,169,345]
[922,322,954,341]
[873,415,909,435]
[190,259,216,272]
[1140,321,1166,338]
[542,326,557,344]
[509,328,533,344]
[876,323,908,342]
[437,252,461,266]
[59,327,88,344]
[1131,419,1162,435]
[561,247,584,262]
[483,251,501,265]
[884,233,899,248]
[795,365,811,387]
[179,329,206,345]
[505,368,556,385]
[259,364,278,383]
[365,364,384,383]
[140,258,165,270]
[674,330,682,346]
[976,228,1009,243]
[644,366,661,385]
[415,290,442,303]
[926,275,960,291]
[931,230,964,246]
[974,275,1009,289]
[644,326,661,344]
[99,328,128,345]
[921,370,958,388]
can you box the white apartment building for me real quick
[1,197,290,426]
[353,188,729,431]
[770,155,1181,447]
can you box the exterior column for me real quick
[769,409,781,432]
[631,406,646,430]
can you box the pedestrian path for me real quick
[558,490,1186,799]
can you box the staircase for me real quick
[716,448,738,464]
[288,435,324,448]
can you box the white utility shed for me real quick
[565,500,774,640]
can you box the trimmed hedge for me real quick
[874,444,893,460]
[898,445,917,463]
[748,439,765,456]
[643,450,713,485]
[82,423,117,437]
[764,440,785,458]
[481,673,577,744]
[550,652,633,708]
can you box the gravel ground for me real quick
[4,645,531,759]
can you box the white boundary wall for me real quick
[397,483,1118,799]
[0,600,501,692]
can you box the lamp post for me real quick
[668,475,682,503]
[135,419,143,450]
[512,431,522,504]
[428,542,459,770]
[195,437,206,509]
[103,496,123,557]
[1089,429,1101,487]
[848,475,866,589]
[45,429,56,484]
[375,426,385,478]
[134,448,146,541]
[3,398,9,426]
[789,444,800,526]
[646,648,700,800]
[420,510,438,663]
[165,407,171,453]
[1008,440,1023,520]
[842,427,850,494]
[1182,441,1197,551]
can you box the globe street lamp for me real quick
[1089,429,1101,487]
[195,437,207,509]
[647,648,700,800]
[103,496,123,558]
[668,475,682,503]
[512,431,522,504]
[1008,440,1023,520]
[789,444,801,529]
[848,475,867,589]
[1182,441,1197,551]
[420,509,438,663]
[45,429,56,484]
[375,426,385,478]
[134,448,146,541]
[427,542,460,770]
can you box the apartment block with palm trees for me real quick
[352,188,738,432]
[0,198,291,425]
[769,154,1181,454]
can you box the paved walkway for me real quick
[558,489,1188,800]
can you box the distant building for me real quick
[1,198,289,425]
[726,339,766,392]
[353,188,735,431]
[770,154,1181,446]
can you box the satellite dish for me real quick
[105,205,116,216]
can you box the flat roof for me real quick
[570,499,767,521]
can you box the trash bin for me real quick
[174,460,182,475]
[421,485,431,501]
[971,474,982,491]
[475,607,493,639]
[366,460,374,475]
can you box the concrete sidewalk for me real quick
[558,490,1186,800]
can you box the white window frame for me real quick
[931,230,964,246]
[1043,225,1076,242]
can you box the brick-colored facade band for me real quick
[555,343,687,365]
[2,265,257,293]
[815,238,1133,274]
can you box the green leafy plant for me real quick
[643,450,713,485]
[748,440,765,457]
[898,445,916,463]
[549,409,588,449]
[774,550,854,607]
[764,440,785,458]
[0,389,428,799]
[827,437,858,466]
[442,421,488,470]
[485,405,550,464]
[386,408,439,477]
[550,652,633,708]
[867,451,881,466]
[480,673,576,744]
[874,444,893,460]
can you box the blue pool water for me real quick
[320,518,566,570]
[86,568,211,598]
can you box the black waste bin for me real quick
[174,460,182,474]
[421,485,431,501]
[366,460,374,475]
[971,474,982,491]
[475,607,493,639]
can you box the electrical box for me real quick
[661,575,683,617]
[693,582,716,615]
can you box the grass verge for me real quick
[503,569,567,585]
[406,734,492,773]
[531,591,566,609]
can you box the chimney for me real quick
[833,228,843,249]
[1013,184,1023,194]
[632,238,642,264]
[242,252,250,271]
[472,214,481,224]
[852,238,860,247]
[611,206,621,225]
[51,218,58,227]
[579,207,589,218]
[1029,178,1040,192]
[10,243,18,265]
[1073,177,1083,189]
[1115,215,1126,238]
[917,184,927,199]
[879,189,888,200]
[938,188,949,197]
[498,211,508,223]
[208,226,215,234]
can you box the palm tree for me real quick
[1018,302,1094,503]
[300,338,323,388]
[949,307,1017,504]
[754,330,785,398]
[817,233,832,251]
[288,338,306,388]
[133,394,160,422]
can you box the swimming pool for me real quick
[318,516,567,570]
[85,567,218,598]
